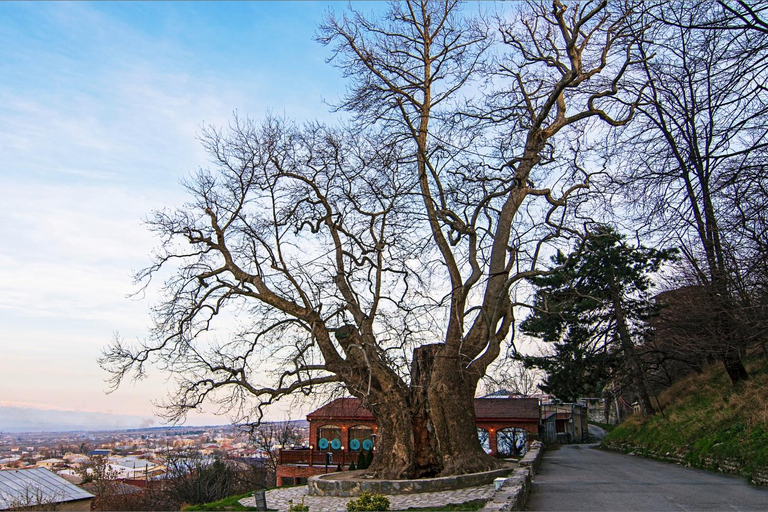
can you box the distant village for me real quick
[0,421,309,475]
[0,422,310,510]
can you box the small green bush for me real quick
[349,461,357,471]
[346,491,390,511]
[288,498,309,512]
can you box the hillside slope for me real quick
[601,356,768,486]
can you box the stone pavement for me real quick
[239,483,496,511]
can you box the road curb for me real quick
[479,441,543,512]
[601,440,768,487]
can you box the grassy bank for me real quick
[590,422,616,433]
[602,356,768,484]
[182,492,262,511]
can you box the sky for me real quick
[0,1,369,431]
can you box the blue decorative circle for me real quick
[318,438,329,450]
[350,439,361,451]
[362,439,373,451]
[330,438,342,450]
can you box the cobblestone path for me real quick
[240,483,495,512]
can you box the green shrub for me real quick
[181,492,259,511]
[349,462,357,471]
[288,498,309,512]
[346,491,390,511]
[357,450,368,470]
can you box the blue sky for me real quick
[0,1,365,429]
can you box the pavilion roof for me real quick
[473,397,540,421]
[306,397,540,422]
[306,398,375,421]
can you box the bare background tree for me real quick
[247,422,302,486]
[689,1,768,35]
[607,0,768,383]
[482,359,544,397]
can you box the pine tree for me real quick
[520,226,676,415]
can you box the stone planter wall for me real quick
[479,441,543,512]
[751,468,768,486]
[307,466,515,497]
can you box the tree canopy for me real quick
[610,0,768,383]
[101,0,641,479]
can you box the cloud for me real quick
[0,401,78,412]
[0,182,159,324]
[0,1,342,426]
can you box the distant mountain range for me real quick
[0,405,309,433]
[0,405,159,433]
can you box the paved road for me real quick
[588,424,608,441]
[527,444,768,511]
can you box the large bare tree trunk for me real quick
[721,346,749,384]
[364,344,497,479]
[427,350,497,476]
[713,289,749,384]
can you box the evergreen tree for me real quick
[520,226,676,415]
[356,449,368,470]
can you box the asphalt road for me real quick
[526,444,768,511]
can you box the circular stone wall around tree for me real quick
[307,466,515,497]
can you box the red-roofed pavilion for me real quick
[276,396,539,485]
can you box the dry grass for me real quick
[604,354,768,476]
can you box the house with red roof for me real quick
[276,396,540,485]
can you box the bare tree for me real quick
[77,455,118,493]
[161,452,249,507]
[248,422,302,486]
[610,1,768,383]
[681,0,768,35]
[482,359,544,397]
[101,0,640,479]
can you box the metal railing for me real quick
[278,449,361,467]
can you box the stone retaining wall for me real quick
[307,466,515,497]
[479,441,543,512]
[751,468,768,486]
[601,440,768,487]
